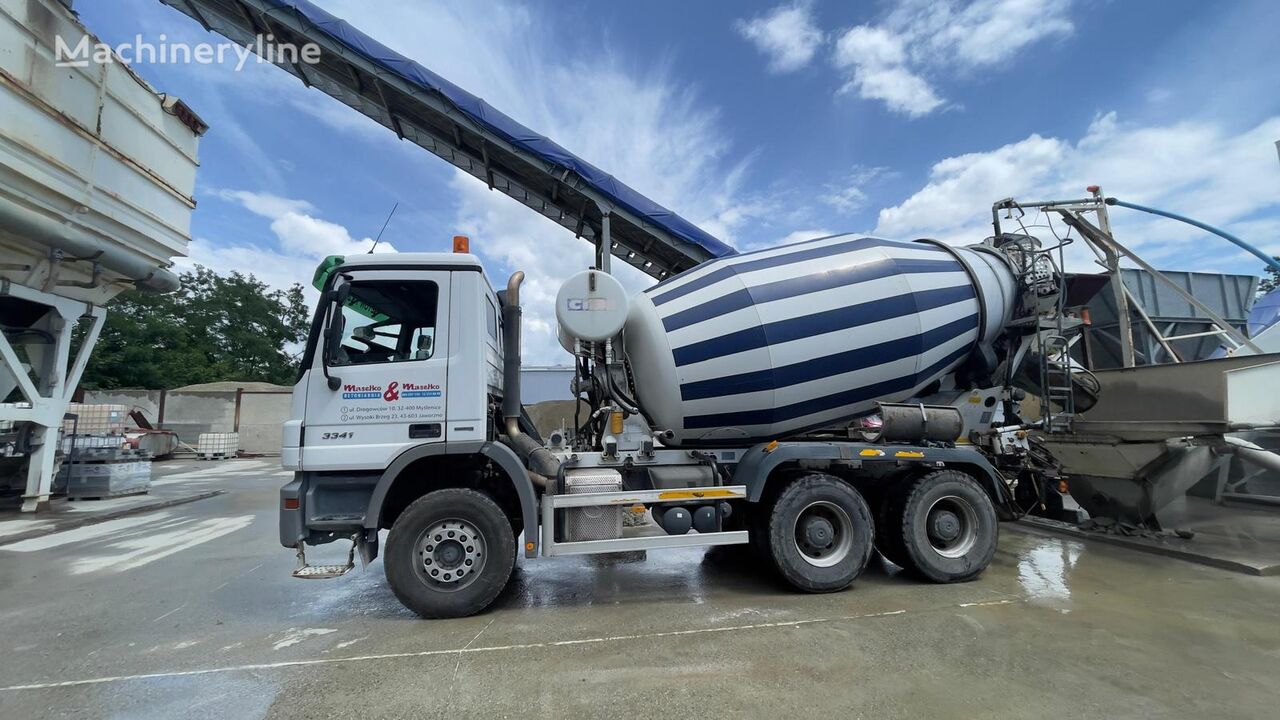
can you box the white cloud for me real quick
[873,113,1280,275]
[291,0,764,362]
[179,190,395,303]
[212,190,314,219]
[833,26,942,118]
[820,166,890,214]
[899,0,1073,69]
[735,1,825,74]
[778,228,838,246]
[831,0,1074,116]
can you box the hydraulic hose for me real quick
[1106,198,1280,272]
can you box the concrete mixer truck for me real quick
[279,231,1073,618]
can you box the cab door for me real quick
[303,269,451,471]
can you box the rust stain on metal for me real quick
[0,67,198,207]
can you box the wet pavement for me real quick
[1,459,1278,718]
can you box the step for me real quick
[292,562,354,579]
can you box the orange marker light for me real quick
[453,235,470,253]
[283,498,299,510]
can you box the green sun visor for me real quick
[312,255,388,322]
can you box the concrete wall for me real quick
[161,391,238,447]
[238,393,292,454]
[80,390,162,423]
[521,366,575,404]
[82,388,291,455]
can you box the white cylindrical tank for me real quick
[556,269,630,348]
[624,234,1018,446]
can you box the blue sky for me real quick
[79,0,1280,361]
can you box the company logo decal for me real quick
[400,382,442,398]
[565,298,614,312]
[341,384,382,400]
[342,382,441,401]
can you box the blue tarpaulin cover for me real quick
[262,0,737,261]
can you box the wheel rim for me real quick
[793,500,855,568]
[923,495,979,559]
[415,518,486,592]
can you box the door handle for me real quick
[409,423,441,439]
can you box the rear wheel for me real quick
[883,469,998,583]
[766,473,874,593]
[385,489,516,618]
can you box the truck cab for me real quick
[279,251,541,608]
[283,252,502,472]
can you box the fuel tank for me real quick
[623,234,1018,446]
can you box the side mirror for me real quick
[331,281,352,305]
[321,282,351,390]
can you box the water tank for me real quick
[624,235,1017,446]
[556,269,629,351]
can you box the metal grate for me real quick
[563,469,623,542]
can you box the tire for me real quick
[384,489,516,619]
[766,473,875,593]
[889,469,998,583]
[874,482,912,570]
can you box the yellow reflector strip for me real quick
[859,449,885,457]
[657,489,740,500]
[764,440,779,453]
[894,450,926,458]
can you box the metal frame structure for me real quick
[992,186,1263,369]
[0,281,106,511]
[158,0,732,280]
[539,485,749,557]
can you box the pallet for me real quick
[197,453,234,461]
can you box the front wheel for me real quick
[766,473,875,593]
[384,489,516,618]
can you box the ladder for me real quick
[1038,333,1076,433]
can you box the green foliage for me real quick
[1260,257,1280,296]
[82,266,311,389]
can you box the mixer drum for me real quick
[624,234,1017,446]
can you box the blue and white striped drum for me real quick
[624,234,1018,446]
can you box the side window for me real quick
[328,280,439,366]
[485,296,498,340]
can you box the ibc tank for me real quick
[624,234,1018,446]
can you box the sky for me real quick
[78,0,1280,363]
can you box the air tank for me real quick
[623,234,1019,446]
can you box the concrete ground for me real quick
[0,467,225,546]
[1,459,1278,719]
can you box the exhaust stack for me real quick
[500,271,559,486]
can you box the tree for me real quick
[1259,257,1280,296]
[81,266,311,389]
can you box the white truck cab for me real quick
[283,252,502,472]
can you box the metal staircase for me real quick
[1038,333,1076,433]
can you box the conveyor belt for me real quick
[158,0,737,278]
